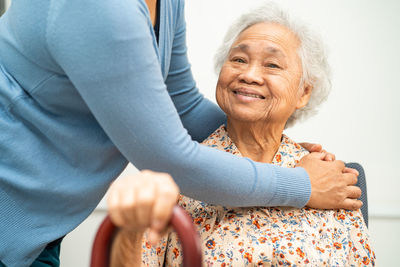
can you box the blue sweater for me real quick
[0,0,310,265]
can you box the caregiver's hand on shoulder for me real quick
[107,170,180,244]
[296,152,362,210]
[300,142,335,161]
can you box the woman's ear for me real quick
[296,84,313,109]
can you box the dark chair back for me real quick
[345,162,368,227]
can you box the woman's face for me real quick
[216,22,311,126]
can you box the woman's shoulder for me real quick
[201,125,226,146]
[272,134,309,167]
[201,124,241,156]
[281,134,308,154]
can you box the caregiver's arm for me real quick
[162,2,225,142]
[157,2,359,210]
[46,0,359,209]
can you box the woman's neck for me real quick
[226,119,285,163]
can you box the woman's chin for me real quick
[227,113,268,125]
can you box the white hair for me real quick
[214,2,331,128]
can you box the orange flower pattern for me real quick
[141,125,375,266]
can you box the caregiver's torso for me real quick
[0,0,181,265]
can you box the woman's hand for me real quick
[107,170,180,243]
[108,170,180,267]
[300,142,335,161]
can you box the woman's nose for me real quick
[238,64,264,85]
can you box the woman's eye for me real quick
[232,58,246,63]
[266,63,280,69]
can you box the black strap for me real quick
[154,0,161,44]
[46,236,64,248]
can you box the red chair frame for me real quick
[90,205,202,267]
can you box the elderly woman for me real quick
[110,3,375,266]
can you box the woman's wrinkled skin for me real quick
[216,22,312,163]
[108,170,179,267]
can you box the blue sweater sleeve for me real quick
[163,1,226,142]
[46,0,311,207]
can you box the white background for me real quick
[3,0,400,266]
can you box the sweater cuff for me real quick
[272,166,311,208]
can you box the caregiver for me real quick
[0,0,360,266]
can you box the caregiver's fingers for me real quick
[300,142,322,153]
[346,185,362,199]
[343,171,358,186]
[300,142,336,161]
[343,167,359,177]
[341,198,363,210]
[321,150,336,161]
[304,152,327,160]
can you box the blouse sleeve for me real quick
[141,232,168,266]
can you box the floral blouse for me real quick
[142,125,375,266]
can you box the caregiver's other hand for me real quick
[107,170,179,244]
[300,142,335,161]
[297,152,362,210]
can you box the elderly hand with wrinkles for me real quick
[107,170,179,267]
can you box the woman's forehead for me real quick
[230,43,286,58]
[231,22,300,55]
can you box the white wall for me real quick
[59,0,400,266]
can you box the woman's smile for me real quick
[232,88,266,101]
